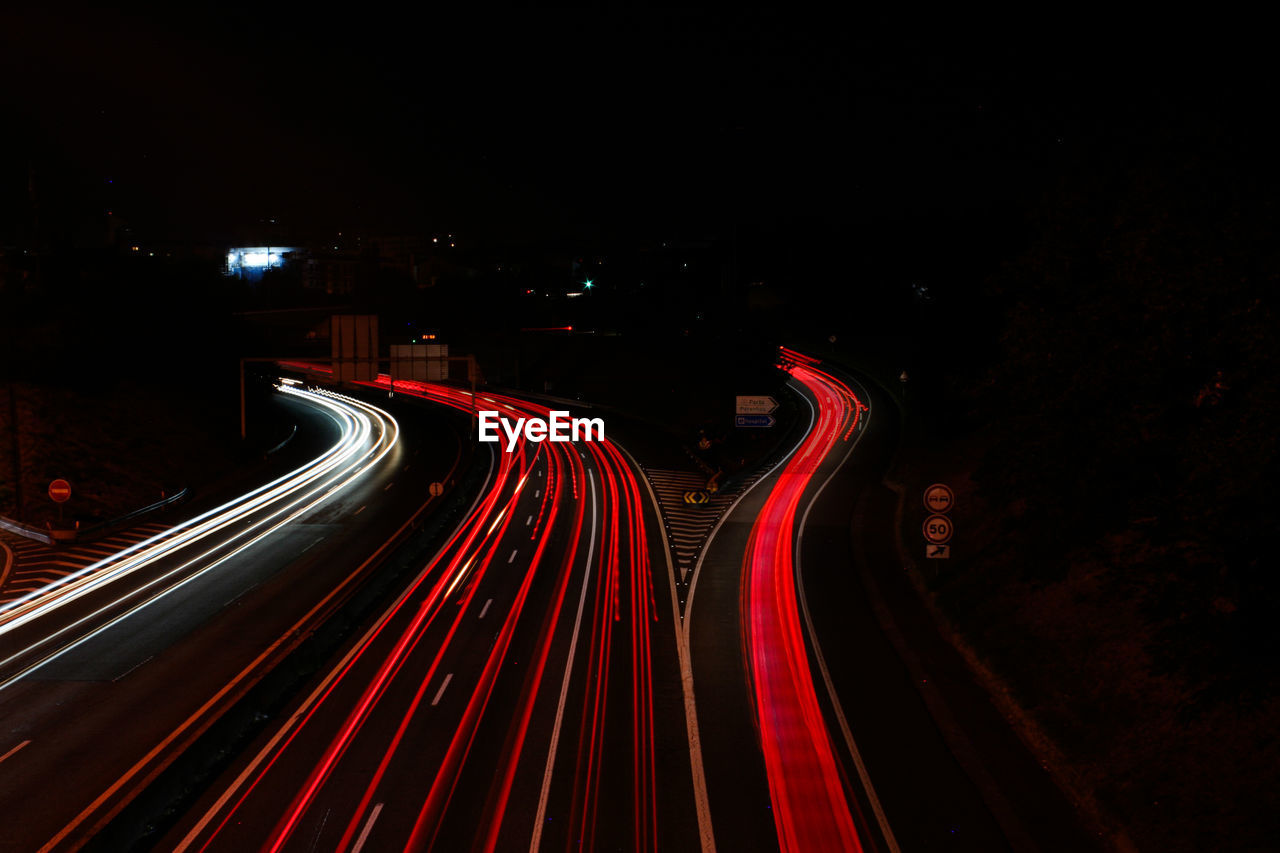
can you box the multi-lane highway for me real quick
[0,350,1097,852]
[163,375,696,852]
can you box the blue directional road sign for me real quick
[735,414,776,428]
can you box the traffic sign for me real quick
[927,544,950,559]
[922,514,953,544]
[48,479,72,503]
[429,482,444,497]
[735,415,775,428]
[923,483,955,514]
[683,490,709,505]
[736,396,778,415]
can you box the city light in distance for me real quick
[226,247,294,272]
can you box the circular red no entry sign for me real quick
[48,479,72,503]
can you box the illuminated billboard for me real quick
[226,247,294,275]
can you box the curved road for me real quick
[0,383,466,852]
[162,375,696,852]
[0,353,1103,852]
[688,350,1007,852]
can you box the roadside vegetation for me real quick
[899,123,1279,852]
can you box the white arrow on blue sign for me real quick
[735,414,776,427]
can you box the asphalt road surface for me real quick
[689,350,1099,853]
[160,377,698,852]
[0,356,1103,852]
[0,382,467,852]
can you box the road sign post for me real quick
[48,479,71,503]
[48,478,71,525]
[922,483,954,565]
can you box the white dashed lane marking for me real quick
[431,674,453,706]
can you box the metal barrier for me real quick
[0,487,188,546]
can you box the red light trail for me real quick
[742,357,867,852]
[179,367,666,852]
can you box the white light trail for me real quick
[0,384,400,687]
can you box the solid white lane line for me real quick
[351,803,384,853]
[479,598,492,619]
[685,382,812,629]
[310,808,331,851]
[111,655,154,683]
[793,377,900,853]
[676,385,815,852]
[431,673,453,706]
[618,442,717,853]
[530,471,598,853]
[508,549,518,564]
[0,740,30,765]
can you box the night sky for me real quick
[7,10,1265,247]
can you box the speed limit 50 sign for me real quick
[922,514,953,544]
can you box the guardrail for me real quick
[0,487,189,546]
[75,487,189,540]
[0,515,54,545]
[265,424,298,456]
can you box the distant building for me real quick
[226,246,295,281]
[299,249,365,295]
[223,232,453,293]
[367,235,429,285]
